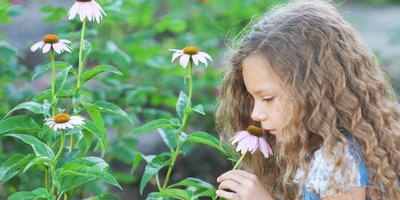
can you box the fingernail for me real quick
[217,177,220,182]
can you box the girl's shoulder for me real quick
[294,138,368,198]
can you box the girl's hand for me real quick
[216,170,274,200]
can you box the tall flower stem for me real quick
[51,131,65,194]
[161,61,194,190]
[50,49,56,116]
[72,18,87,151]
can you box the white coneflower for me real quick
[169,46,212,68]
[44,113,85,131]
[68,0,106,23]
[31,34,72,54]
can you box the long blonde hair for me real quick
[216,0,400,199]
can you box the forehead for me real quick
[242,54,282,94]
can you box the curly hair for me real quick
[215,0,400,199]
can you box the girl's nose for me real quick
[251,103,267,122]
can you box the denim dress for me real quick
[293,139,369,200]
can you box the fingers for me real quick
[216,189,238,200]
[218,179,241,192]
[217,170,248,183]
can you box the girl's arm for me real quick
[322,187,366,200]
[216,170,275,200]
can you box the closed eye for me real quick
[262,97,274,103]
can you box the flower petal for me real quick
[179,54,190,68]
[68,3,79,20]
[198,51,212,61]
[230,131,249,145]
[52,43,62,54]
[171,51,183,63]
[30,41,44,52]
[258,137,273,158]
[42,43,51,53]
[192,54,199,66]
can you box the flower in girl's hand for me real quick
[68,0,106,23]
[231,125,273,159]
[169,46,212,68]
[31,34,72,54]
[44,113,85,132]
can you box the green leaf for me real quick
[185,131,223,153]
[32,89,74,102]
[131,119,173,135]
[87,110,106,144]
[154,188,194,200]
[83,101,133,125]
[82,65,122,84]
[191,104,205,116]
[0,154,34,183]
[82,119,107,151]
[7,187,54,200]
[3,102,44,119]
[68,156,109,170]
[31,62,73,80]
[22,156,52,173]
[83,193,121,200]
[176,91,189,119]
[59,163,121,193]
[55,65,73,98]
[157,128,187,151]
[0,115,40,135]
[140,152,171,194]
[169,177,215,191]
[5,134,55,158]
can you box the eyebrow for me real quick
[252,88,276,95]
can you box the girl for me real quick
[215,0,400,199]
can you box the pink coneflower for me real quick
[44,113,85,132]
[31,34,71,54]
[169,46,212,68]
[68,0,106,23]
[231,125,273,159]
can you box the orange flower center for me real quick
[43,34,59,44]
[54,113,71,123]
[246,125,264,137]
[183,46,199,55]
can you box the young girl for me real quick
[215,0,400,199]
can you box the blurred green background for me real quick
[0,0,399,199]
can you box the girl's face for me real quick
[242,54,291,141]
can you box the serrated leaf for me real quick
[191,104,205,115]
[0,154,34,183]
[131,119,173,135]
[5,134,55,158]
[0,115,40,135]
[176,91,189,119]
[22,156,52,173]
[59,163,121,193]
[82,65,122,84]
[140,152,171,194]
[31,62,73,80]
[185,131,223,153]
[3,102,44,119]
[55,65,73,98]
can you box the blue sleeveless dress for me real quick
[293,139,369,200]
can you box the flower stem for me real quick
[76,18,86,89]
[161,60,194,190]
[50,49,56,116]
[51,131,65,194]
[233,152,247,170]
[73,18,87,151]
[45,168,49,190]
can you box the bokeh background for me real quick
[0,0,399,199]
